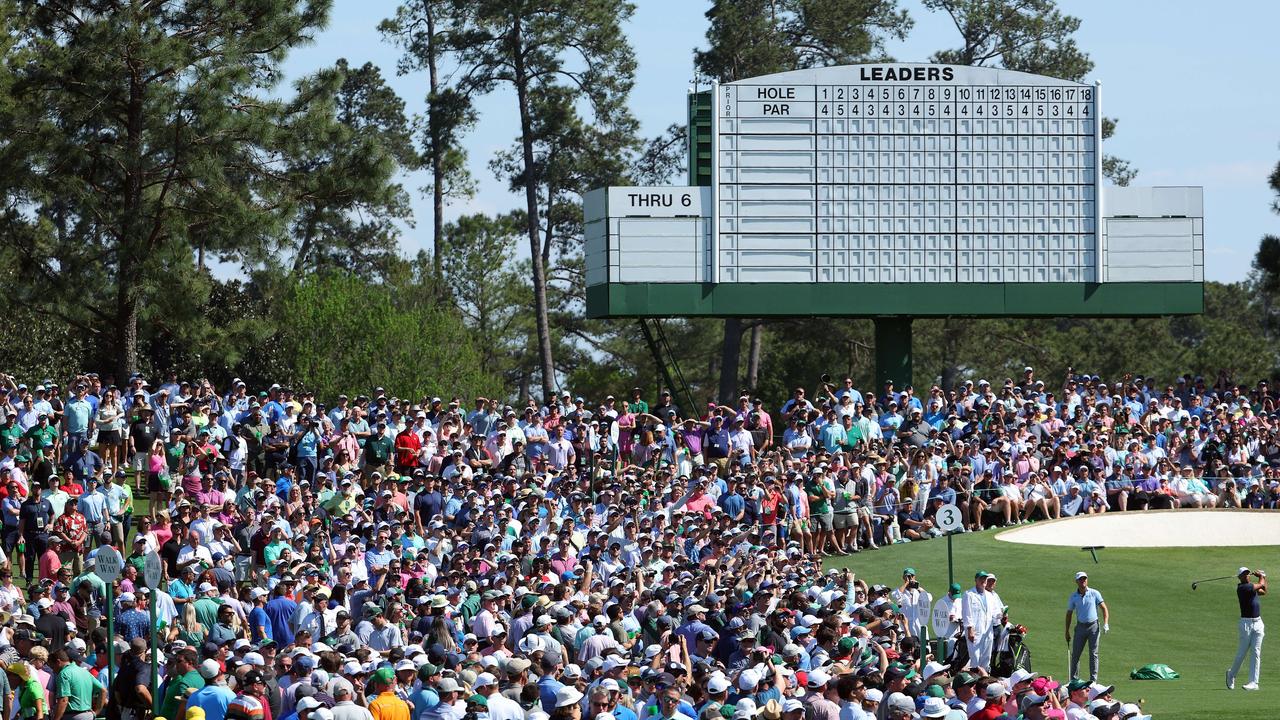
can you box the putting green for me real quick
[825,526,1279,720]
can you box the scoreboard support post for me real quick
[874,318,913,391]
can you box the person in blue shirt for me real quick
[536,658,565,713]
[62,384,95,457]
[1065,571,1109,683]
[718,484,745,523]
[292,417,324,486]
[408,664,441,720]
[832,377,863,406]
[263,583,298,647]
[247,587,272,643]
[116,592,151,641]
[67,446,103,486]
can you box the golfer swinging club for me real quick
[1227,566,1267,690]
[1065,570,1109,682]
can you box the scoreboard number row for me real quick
[818,102,1090,118]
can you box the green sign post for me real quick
[93,546,124,688]
[144,550,163,716]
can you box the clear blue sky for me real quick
[283,0,1280,283]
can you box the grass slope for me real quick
[825,528,1277,720]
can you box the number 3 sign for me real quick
[936,503,963,533]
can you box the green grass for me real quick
[824,526,1277,720]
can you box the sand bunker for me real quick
[996,509,1280,547]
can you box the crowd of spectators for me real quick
[0,365,1248,720]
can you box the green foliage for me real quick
[1251,155,1280,330]
[925,0,1135,186]
[278,59,420,278]
[695,0,913,82]
[381,1,480,281]
[439,214,532,377]
[631,124,689,187]
[0,0,334,376]
[926,0,1092,79]
[275,272,498,402]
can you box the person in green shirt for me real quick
[51,648,104,717]
[806,472,835,556]
[71,571,105,602]
[159,647,204,720]
[192,584,223,634]
[626,388,649,415]
[263,526,290,568]
[24,416,58,462]
[6,662,45,720]
[0,417,21,453]
[364,424,394,473]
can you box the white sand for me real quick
[995,509,1280,547]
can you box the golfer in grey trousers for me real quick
[1065,570,1110,682]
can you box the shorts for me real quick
[97,429,122,445]
[833,512,854,530]
[814,512,834,531]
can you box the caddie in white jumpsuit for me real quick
[931,582,963,660]
[962,570,993,671]
[891,567,933,639]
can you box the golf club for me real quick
[1190,575,1235,590]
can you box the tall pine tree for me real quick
[0,0,334,377]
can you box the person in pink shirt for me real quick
[549,536,578,577]
[682,480,715,518]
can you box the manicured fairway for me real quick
[826,526,1279,720]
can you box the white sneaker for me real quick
[1226,670,1235,689]
[1243,682,1259,691]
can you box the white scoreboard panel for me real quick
[714,64,1100,283]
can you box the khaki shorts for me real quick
[833,512,854,530]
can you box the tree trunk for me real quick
[939,318,959,390]
[118,60,145,379]
[426,7,446,289]
[292,216,319,274]
[511,18,557,404]
[746,321,762,391]
[718,318,742,403]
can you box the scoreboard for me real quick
[714,64,1100,284]
[583,63,1203,323]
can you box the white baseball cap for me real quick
[1075,571,1088,580]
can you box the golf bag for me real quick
[943,621,1032,676]
[992,623,1032,677]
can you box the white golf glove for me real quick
[1103,623,1110,633]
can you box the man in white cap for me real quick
[189,658,236,720]
[699,674,730,720]
[1227,566,1267,690]
[477,671,523,720]
[801,669,838,720]
[1065,571,1109,683]
[883,693,915,720]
